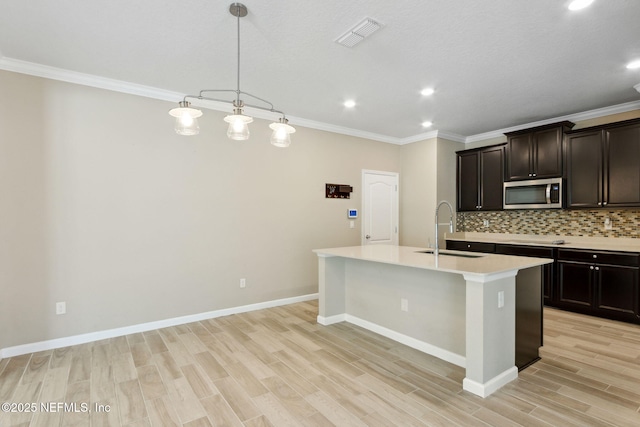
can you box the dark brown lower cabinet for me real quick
[447,240,640,326]
[557,249,640,323]
[557,261,592,309]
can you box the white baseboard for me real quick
[0,293,318,359]
[462,366,518,398]
[322,313,466,368]
[316,314,346,325]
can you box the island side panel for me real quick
[317,254,346,325]
[463,272,518,397]
[343,258,466,364]
[515,266,543,369]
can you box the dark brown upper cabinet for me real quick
[565,118,640,208]
[505,121,574,181]
[456,144,505,212]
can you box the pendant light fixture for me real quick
[168,3,295,147]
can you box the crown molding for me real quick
[2,56,639,146]
[0,57,407,144]
[282,116,405,144]
[0,57,182,102]
[464,100,640,143]
[432,130,467,144]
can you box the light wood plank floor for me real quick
[1,301,640,426]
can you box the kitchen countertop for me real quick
[313,244,551,277]
[446,232,640,253]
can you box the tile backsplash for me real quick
[458,209,640,238]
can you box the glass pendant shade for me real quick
[224,114,253,140]
[168,103,203,136]
[174,115,200,136]
[269,120,296,147]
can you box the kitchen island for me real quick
[313,245,552,397]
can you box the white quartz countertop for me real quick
[313,245,551,277]
[447,232,640,253]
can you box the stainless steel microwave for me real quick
[503,178,562,209]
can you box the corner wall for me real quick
[399,137,463,248]
[399,138,437,247]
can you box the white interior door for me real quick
[362,170,399,245]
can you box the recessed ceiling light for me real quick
[627,60,640,70]
[568,0,594,11]
[344,100,356,108]
[422,121,433,128]
[420,88,435,96]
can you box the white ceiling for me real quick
[1,0,640,143]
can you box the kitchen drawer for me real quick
[446,240,495,253]
[557,249,639,267]
[495,244,555,258]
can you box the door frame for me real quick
[361,169,400,246]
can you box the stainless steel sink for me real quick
[415,250,484,258]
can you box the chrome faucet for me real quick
[434,200,454,256]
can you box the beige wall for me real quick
[399,138,437,247]
[0,70,404,351]
[436,138,462,243]
[399,137,463,248]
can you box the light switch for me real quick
[349,220,355,229]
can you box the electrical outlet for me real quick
[483,219,490,227]
[400,298,408,312]
[604,218,612,230]
[497,291,504,308]
[56,301,66,315]
[240,278,246,288]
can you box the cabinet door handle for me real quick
[595,266,600,271]
[598,202,602,206]
[592,254,598,259]
[590,266,594,270]
[532,173,537,177]
[467,244,471,248]
[603,202,607,206]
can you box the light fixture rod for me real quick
[236,6,240,103]
[182,93,285,117]
[195,89,276,112]
[229,3,248,105]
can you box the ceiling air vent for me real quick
[336,18,382,47]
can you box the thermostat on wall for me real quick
[348,209,358,219]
